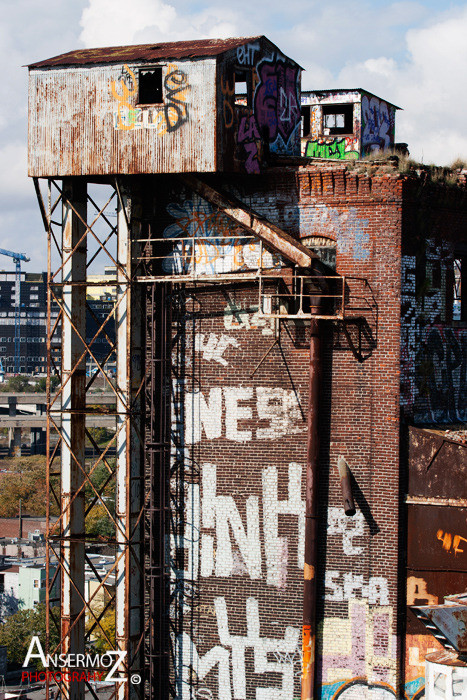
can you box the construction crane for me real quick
[0,248,30,374]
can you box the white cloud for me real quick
[336,6,467,164]
[79,0,240,47]
[80,0,178,47]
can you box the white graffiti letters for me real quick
[195,333,239,366]
[185,386,304,444]
[327,507,364,555]
[262,464,304,586]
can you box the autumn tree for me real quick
[0,603,59,668]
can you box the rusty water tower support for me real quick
[36,177,145,700]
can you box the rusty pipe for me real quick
[301,316,321,700]
[337,456,356,516]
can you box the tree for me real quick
[0,456,58,517]
[85,606,115,653]
[0,375,30,393]
[34,375,59,393]
[0,603,59,668]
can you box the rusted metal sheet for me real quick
[411,605,467,653]
[407,505,467,571]
[407,570,467,634]
[29,35,302,177]
[408,426,467,499]
[181,174,317,267]
[28,36,265,68]
[28,59,217,176]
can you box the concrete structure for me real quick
[27,35,467,700]
[300,88,401,159]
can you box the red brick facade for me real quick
[158,165,412,699]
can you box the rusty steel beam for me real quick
[60,178,87,700]
[337,456,356,516]
[301,317,320,700]
[180,174,317,268]
[115,185,144,699]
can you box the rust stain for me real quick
[28,36,265,68]
[304,563,315,580]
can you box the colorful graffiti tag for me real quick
[162,196,281,274]
[233,50,301,173]
[361,95,394,154]
[254,57,301,149]
[305,138,359,160]
[111,63,189,133]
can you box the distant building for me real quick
[0,271,115,374]
[300,88,401,159]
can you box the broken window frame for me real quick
[321,103,354,136]
[137,65,164,106]
[234,68,252,107]
[301,106,311,137]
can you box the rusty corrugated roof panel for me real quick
[28,36,265,69]
[411,604,467,654]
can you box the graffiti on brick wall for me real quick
[361,95,394,154]
[305,137,359,160]
[223,300,275,335]
[414,325,467,422]
[194,333,239,366]
[173,460,400,698]
[320,600,397,695]
[400,251,467,422]
[176,597,300,700]
[111,63,189,132]
[162,196,281,274]
[304,205,370,262]
[183,387,306,445]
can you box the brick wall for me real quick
[159,165,405,698]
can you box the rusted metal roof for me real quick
[412,604,467,654]
[28,36,265,69]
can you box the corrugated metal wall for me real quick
[28,60,217,176]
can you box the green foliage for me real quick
[86,606,115,653]
[87,427,115,446]
[85,461,115,539]
[0,376,31,393]
[85,504,115,539]
[34,375,59,393]
[0,603,59,668]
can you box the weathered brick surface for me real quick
[159,165,467,699]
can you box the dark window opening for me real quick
[322,103,354,135]
[432,260,441,288]
[301,106,311,137]
[138,67,163,104]
[235,69,250,106]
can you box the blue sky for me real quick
[1,0,466,269]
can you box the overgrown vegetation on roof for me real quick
[349,150,467,185]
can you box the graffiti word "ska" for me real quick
[183,386,304,444]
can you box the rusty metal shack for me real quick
[28,36,301,176]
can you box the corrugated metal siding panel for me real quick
[28,60,217,176]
